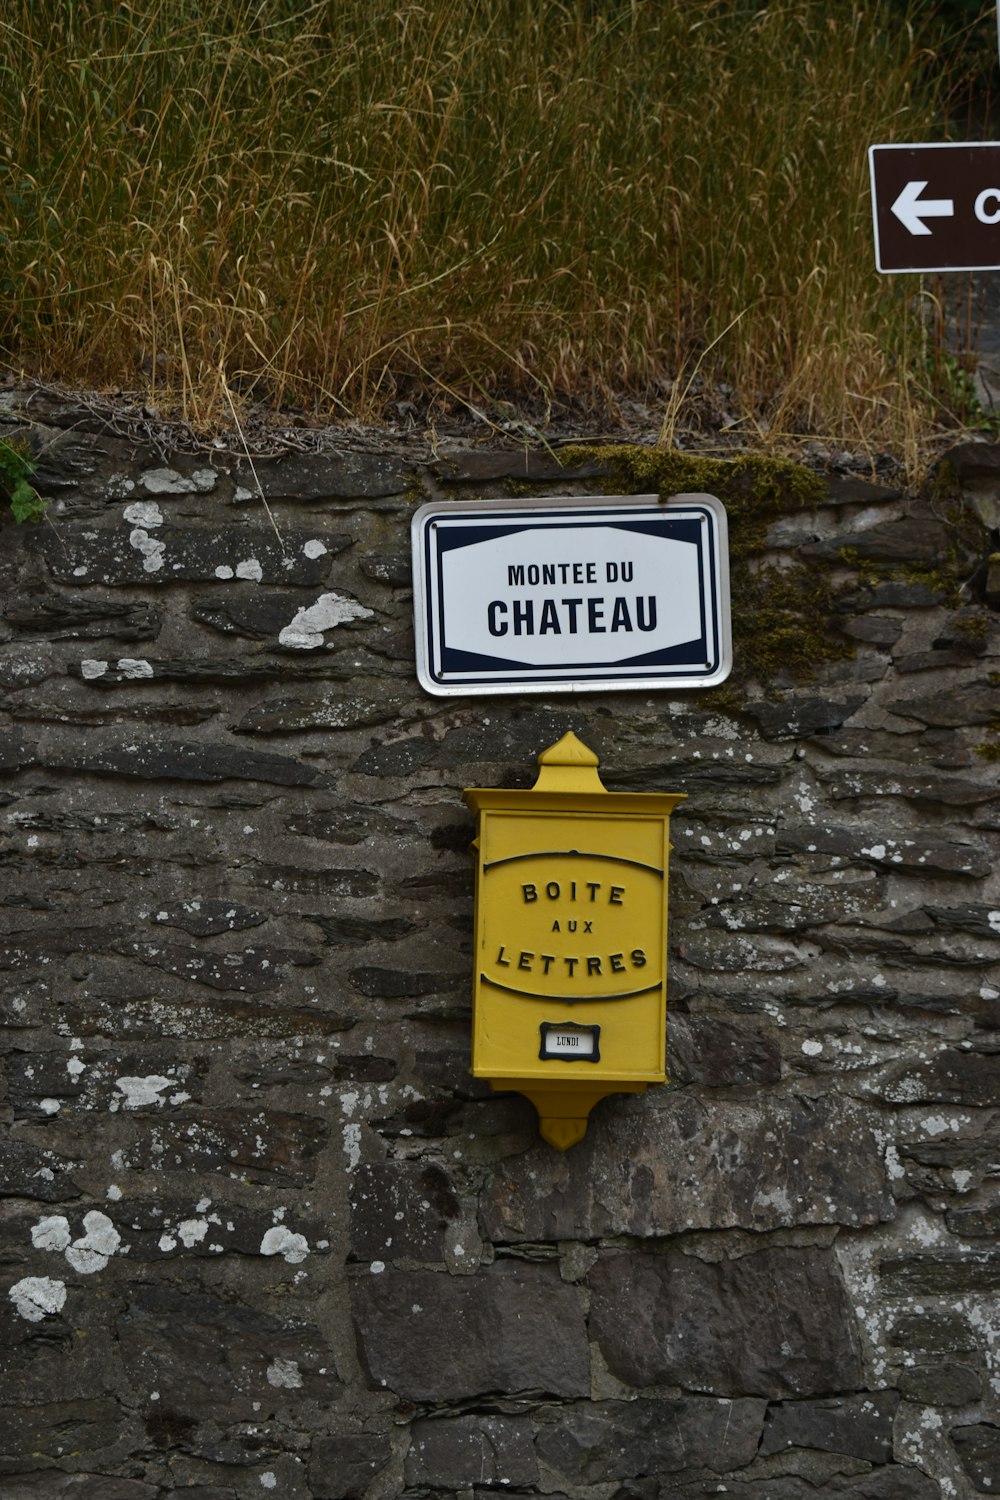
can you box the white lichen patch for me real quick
[112,1075,176,1110]
[176,1218,209,1248]
[123,500,163,528]
[236,558,263,581]
[303,539,327,559]
[129,527,165,572]
[266,1357,303,1389]
[215,565,234,579]
[65,1211,121,1274]
[9,1276,67,1322]
[31,1215,71,1252]
[259,1226,309,1264]
[116,658,154,679]
[278,591,373,649]
[80,659,108,680]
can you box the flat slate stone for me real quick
[951,1422,1000,1492]
[532,1396,765,1484]
[118,1107,329,1185]
[481,1094,890,1242]
[309,1433,393,1500]
[116,1282,337,1422]
[667,1015,782,1087]
[4,592,160,641]
[888,684,998,727]
[192,586,347,639]
[899,1363,982,1406]
[116,938,318,993]
[743,693,868,740]
[0,1478,160,1499]
[588,1244,862,1397]
[233,451,409,500]
[760,1392,898,1462]
[37,736,320,786]
[800,516,953,565]
[41,525,333,586]
[405,1414,538,1489]
[350,1263,589,1400]
[350,1161,460,1262]
[0,1141,82,1202]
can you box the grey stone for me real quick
[0,1478,159,1500]
[40,524,333,586]
[115,939,318,993]
[951,1422,1000,1492]
[933,608,993,653]
[839,616,904,644]
[760,1392,898,1461]
[888,1311,977,1354]
[775,824,990,879]
[310,1433,394,1500]
[533,1397,765,1484]
[350,1263,589,1400]
[118,1107,329,1184]
[878,1046,1000,1106]
[898,1363,982,1405]
[481,1093,889,1242]
[4,593,159,641]
[305,913,414,946]
[801,516,955,566]
[233,451,409,500]
[836,581,946,609]
[588,1245,862,1397]
[285,805,411,845]
[938,439,1000,528]
[191,584,349,639]
[946,1204,1000,1237]
[0,1142,82,1202]
[823,476,902,506]
[405,1414,538,1488]
[235,862,378,898]
[880,1253,1000,1296]
[347,966,461,998]
[816,768,999,807]
[743,694,867,740]
[0,1399,122,1463]
[349,1162,460,1261]
[235,689,411,734]
[667,1015,781,1087]
[888,684,998,727]
[359,552,411,586]
[150,899,266,936]
[109,1197,328,1263]
[116,1282,337,1421]
[35,736,320,786]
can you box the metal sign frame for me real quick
[869,140,1000,273]
[411,492,731,696]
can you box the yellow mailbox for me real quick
[464,731,684,1150]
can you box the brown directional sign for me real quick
[869,142,1000,273]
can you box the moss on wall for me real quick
[559,445,851,686]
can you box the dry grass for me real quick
[0,0,954,440]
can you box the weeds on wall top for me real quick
[0,0,957,444]
[0,439,44,523]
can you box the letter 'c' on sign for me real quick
[975,188,1000,224]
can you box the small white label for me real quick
[549,1030,595,1057]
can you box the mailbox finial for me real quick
[532,732,607,794]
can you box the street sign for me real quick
[411,493,731,696]
[870,142,1000,272]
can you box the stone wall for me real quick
[1,392,999,1500]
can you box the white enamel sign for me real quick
[411,493,731,696]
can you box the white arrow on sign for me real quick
[891,179,954,236]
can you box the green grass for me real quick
[0,0,958,441]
